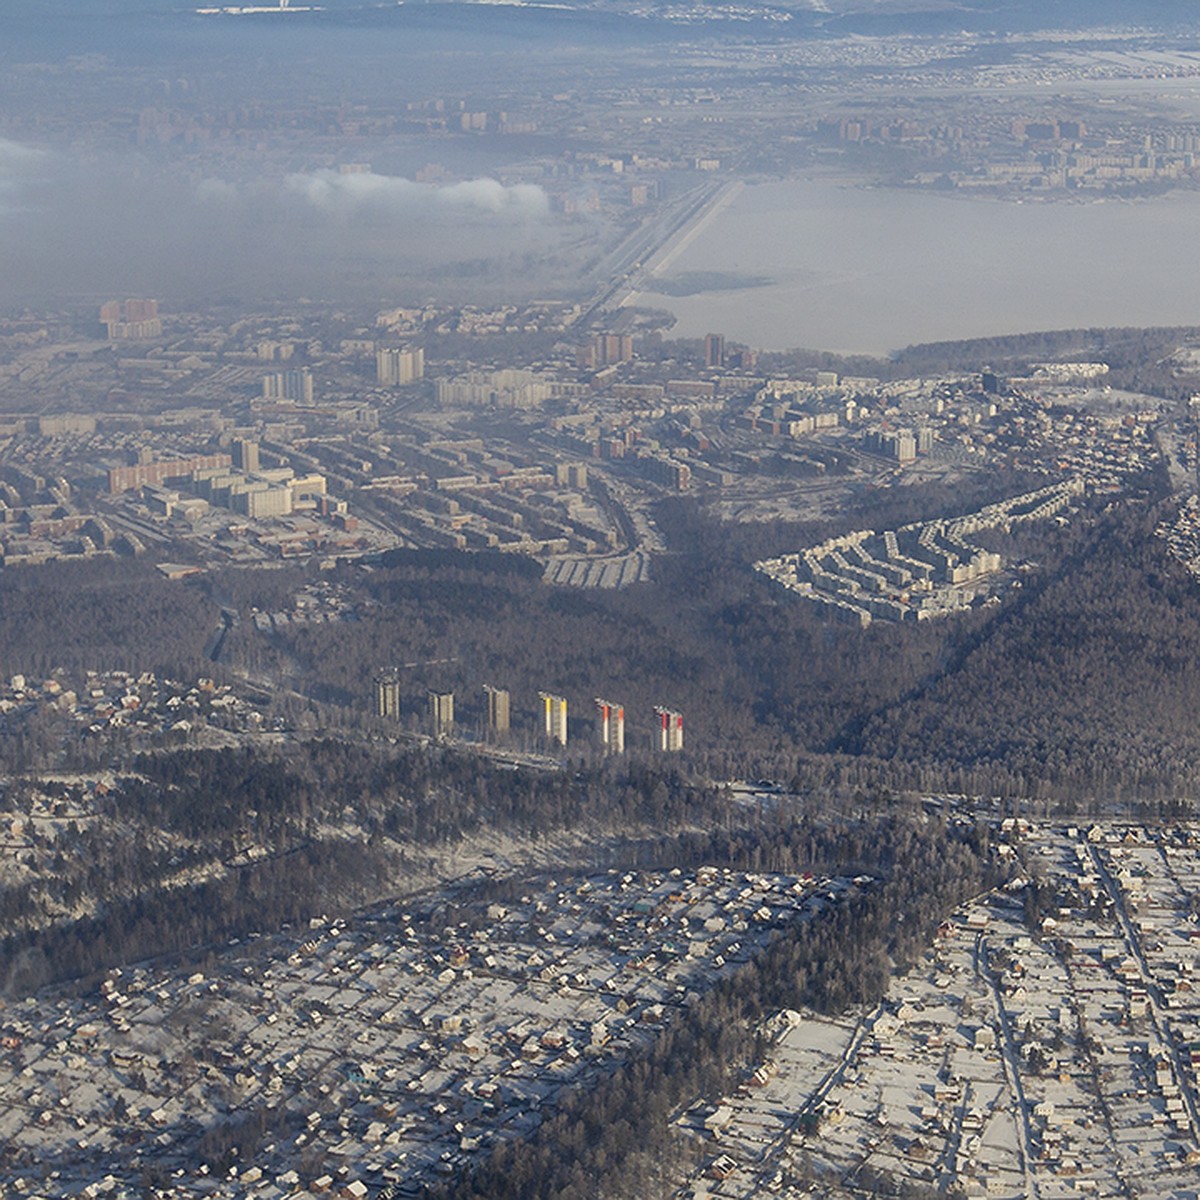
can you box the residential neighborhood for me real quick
[0,865,861,1199]
[676,820,1200,1200]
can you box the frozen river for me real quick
[625,177,1200,356]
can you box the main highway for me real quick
[578,177,740,327]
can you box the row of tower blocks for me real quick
[257,347,424,404]
[372,673,682,752]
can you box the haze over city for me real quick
[7,3,1200,1199]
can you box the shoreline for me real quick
[614,173,1200,355]
[614,179,744,314]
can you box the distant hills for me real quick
[3,0,1195,74]
[809,0,1200,34]
[7,0,1198,30]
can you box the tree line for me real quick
[0,743,721,995]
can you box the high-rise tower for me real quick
[373,670,401,720]
[539,692,568,747]
[484,685,511,738]
[428,690,455,739]
[376,345,425,386]
[232,438,260,472]
[595,698,625,754]
[261,368,314,404]
[654,707,683,752]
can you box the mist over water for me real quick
[635,179,1200,355]
[0,2,693,306]
[8,2,1200,327]
[0,140,560,305]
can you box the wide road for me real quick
[580,177,731,325]
[977,931,1040,1200]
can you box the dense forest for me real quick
[3,455,1199,808]
[0,743,721,995]
[0,727,1000,1009]
[237,472,1046,776]
[0,557,216,679]
[848,497,1200,802]
[204,467,1200,804]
